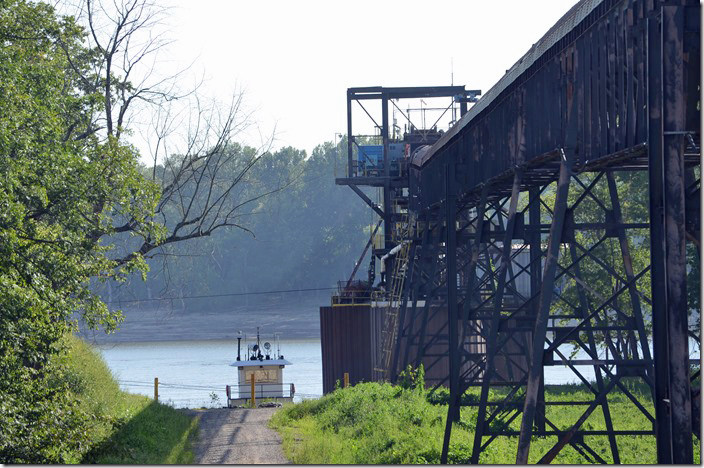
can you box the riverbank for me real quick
[96,339,323,408]
[0,334,198,464]
[68,335,198,464]
[79,295,326,344]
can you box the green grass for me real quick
[58,335,198,464]
[270,380,701,464]
[271,382,449,464]
[82,399,198,464]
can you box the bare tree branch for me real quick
[60,0,291,283]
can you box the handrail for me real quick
[226,382,295,399]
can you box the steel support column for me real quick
[516,152,573,463]
[470,171,523,464]
[528,187,547,432]
[648,6,693,464]
[441,163,459,464]
[390,241,418,382]
[382,94,392,248]
[414,222,443,371]
[346,90,353,177]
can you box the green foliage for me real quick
[0,1,167,460]
[67,334,197,464]
[0,334,196,463]
[0,0,220,460]
[0,353,93,463]
[271,382,451,464]
[271,382,700,464]
[0,0,366,458]
[397,364,425,392]
[83,401,197,464]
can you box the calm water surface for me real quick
[99,338,699,409]
[98,339,322,408]
[98,339,599,408]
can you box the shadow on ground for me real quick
[82,401,197,464]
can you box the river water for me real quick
[98,337,700,409]
[98,339,322,408]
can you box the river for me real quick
[98,339,323,408]
[97,338,665,409]
[93,299,699,409]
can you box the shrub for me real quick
[0,335,197,464]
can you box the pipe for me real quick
[380,241,407,274]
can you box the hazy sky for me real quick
[135,0,580,158]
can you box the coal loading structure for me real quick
[320,0,700,463]
[321,86,481,393]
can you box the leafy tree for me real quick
[0,0,281,461]
[0,1,139,461]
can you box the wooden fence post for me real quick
[250,373,256,407]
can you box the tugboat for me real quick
[226,328,294,408]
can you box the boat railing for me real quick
[226,382,295,401]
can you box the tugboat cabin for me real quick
[226,330,294,407]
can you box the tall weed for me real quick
[272,380,701,464]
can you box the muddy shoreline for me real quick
[79,296,325,344]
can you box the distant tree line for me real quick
[98,140,374,311]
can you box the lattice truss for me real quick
[389,152,700,463]
[363,1,701,462]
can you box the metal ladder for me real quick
[374,214,412,380]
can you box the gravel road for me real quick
[187,408,290,464]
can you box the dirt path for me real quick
[187,408,290,464]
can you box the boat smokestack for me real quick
[237,330,242,361]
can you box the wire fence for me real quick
[117,379,321,408]
[120,379,223,391]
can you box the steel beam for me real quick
[441,163,459,464]
[415,225,443,370]
[469,171,522,464]
[568,241,620,463]
[381,94,392,249]
[516,152,573,464]
[345,219,382,288]
[606,172,653,370]
[348,86,471,100]
[347,90,353,177]
[648,6,693,464]
[390,241,418,382]
[528,187,547,432]
[347,184,385,219]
